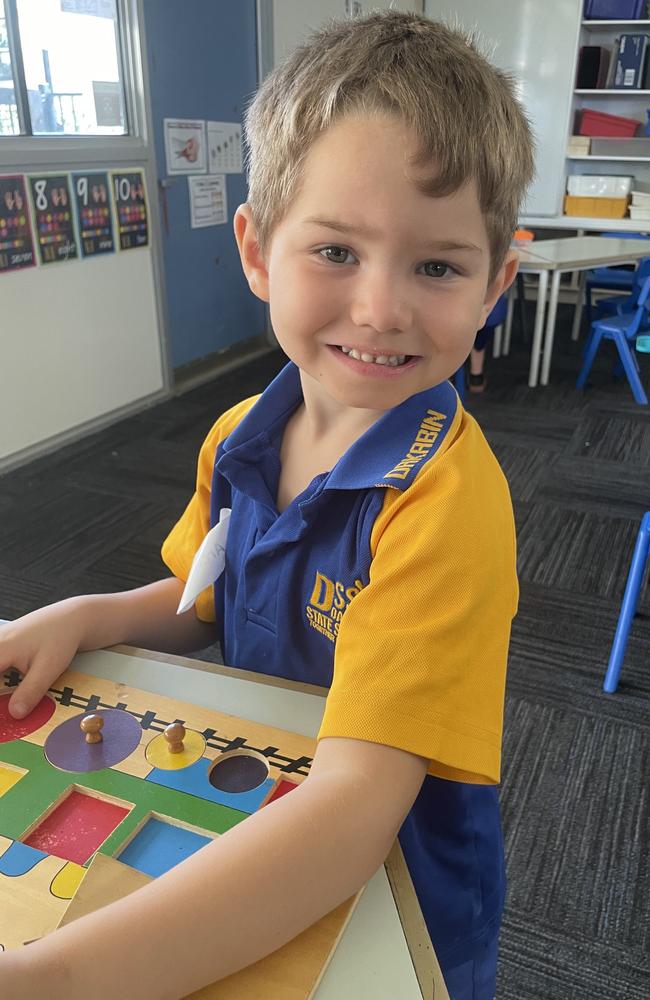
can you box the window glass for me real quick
[16,0,127,135]
[0,0,20,135]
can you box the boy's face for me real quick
[236,113,517,414]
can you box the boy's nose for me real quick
[349,271,412,334]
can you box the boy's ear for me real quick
[233,204,270,302]
[477,250,519,328]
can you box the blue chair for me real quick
[576,275,650,405]
[585,232,650,327]
[592,257,650,322]
[603,511,650,693]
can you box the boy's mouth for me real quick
[335,345,413,367]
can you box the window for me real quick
[0,1,19,135]
[1,0,128,137]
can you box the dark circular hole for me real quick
[208,752,269,793]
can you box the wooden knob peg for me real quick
[80,714,104,744]
[164,722,186,754]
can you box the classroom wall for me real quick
[142,0,266,370]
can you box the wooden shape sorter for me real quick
[0,667,358,998]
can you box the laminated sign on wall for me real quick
[112,170,149,250]
[207,122,243,174]
[0,175,36,274]
[188,175,227,228]
[164,119,207,175]
[72,171,115,257]
[29,174,78,265]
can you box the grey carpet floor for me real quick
[1,306,648,999]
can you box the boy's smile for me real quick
[236,113,516,420]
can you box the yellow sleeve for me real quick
[161,395,260,622]
[319,413,518,785]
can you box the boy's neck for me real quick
[297,369,384,447]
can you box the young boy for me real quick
[0,11,533,999]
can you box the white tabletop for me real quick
[517,235,650,271]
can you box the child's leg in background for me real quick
[441,934,500,1000]
[468,323,495,393]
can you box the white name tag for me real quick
[176,508,231,614]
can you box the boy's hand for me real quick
[0,600,89,720]
[0,581,216,724]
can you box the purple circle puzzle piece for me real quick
[44,709,142,773]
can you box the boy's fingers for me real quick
[7,663,52,720]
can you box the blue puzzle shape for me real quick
[145,756,274,814]
[0,840,47,877]
[117,817,212,878]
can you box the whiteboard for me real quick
[269,1,424,65]
[0,249,164,464]
[424,0,581,217]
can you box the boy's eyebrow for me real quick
[302,217,483,254]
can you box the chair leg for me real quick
[576,327,604,389]
[604,512,650,693]
[493,324,502,359]
[585,283,593,329]
[516,273,528,345]
[612,331,649,405]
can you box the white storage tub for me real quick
[566,175,633,198]
[629,206,650,220]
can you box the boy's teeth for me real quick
[342,347,407,366]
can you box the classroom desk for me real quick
[1,639,448,1000]
[512,236,650,388]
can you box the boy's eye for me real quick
[319,246,354,264]
[421,261,453,278]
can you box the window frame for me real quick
[0,0,148,169]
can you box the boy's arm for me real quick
[0,736,427,1000]
[1,578,215,718]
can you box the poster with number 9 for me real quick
[28,174,78,265]
[72,171,115,258]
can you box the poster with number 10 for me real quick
[72,171,115,258]
[28,174,78,265]
[111,170,149,250]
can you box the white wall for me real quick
[0,248,164,461]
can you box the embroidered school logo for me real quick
[305,572,365,643]
[384,409,447,480]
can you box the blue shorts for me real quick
[441,934,499,1000]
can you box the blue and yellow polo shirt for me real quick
[162,361,517,968]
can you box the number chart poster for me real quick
[112,170,149,250]
[29,174,78,265]
[0,174,36,274]
[72,171,115,258]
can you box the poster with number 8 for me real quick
[28,174,78,265]
[111,170,149,250]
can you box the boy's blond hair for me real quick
[245,10,534,281]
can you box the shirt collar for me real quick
[219,361,459,494]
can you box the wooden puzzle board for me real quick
[0,667,359,999]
